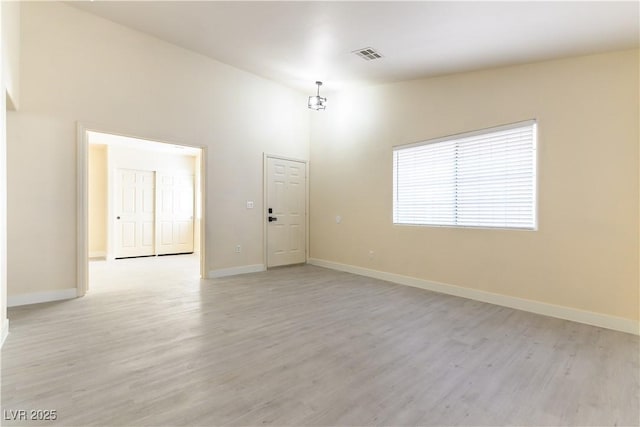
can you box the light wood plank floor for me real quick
[2,255,639,426]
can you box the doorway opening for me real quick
[78,126,206,295]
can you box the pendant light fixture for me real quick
[308,81,327,110]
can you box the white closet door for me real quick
[114,169,155,258]
[157,173,194,255]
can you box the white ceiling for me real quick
[72,1,639,92]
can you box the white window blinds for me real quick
[393,120,537,229]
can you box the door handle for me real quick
[268,216,278,222]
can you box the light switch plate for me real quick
[246,201,254,209]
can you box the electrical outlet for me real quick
[235,245,241,253]
[368,250,374,259]
[246,201,254,209]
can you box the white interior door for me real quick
[267,157,307,267]
[114,169,155,258]
[157,173,195,255]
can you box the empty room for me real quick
[0,1,638,426]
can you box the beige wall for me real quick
[106,145,196,175]
[2,0,19,110]
[1,3,6,341]
[1,0,19,342]
[7,2,309,296]
[310,50,639,323]
[88,144,107,256]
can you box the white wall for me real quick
[309,49,639,329]
[7,2,309,297]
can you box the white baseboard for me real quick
[8,288,78,307]
[308,258,639,336]
[1,319,8,348]
[208,264,266,279]
[89,251,106,258]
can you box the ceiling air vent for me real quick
[353,47,383,61]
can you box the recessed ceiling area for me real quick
[71,1,639,92]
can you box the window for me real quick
[393,120,537,229]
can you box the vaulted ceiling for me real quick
[71,1,639,92]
